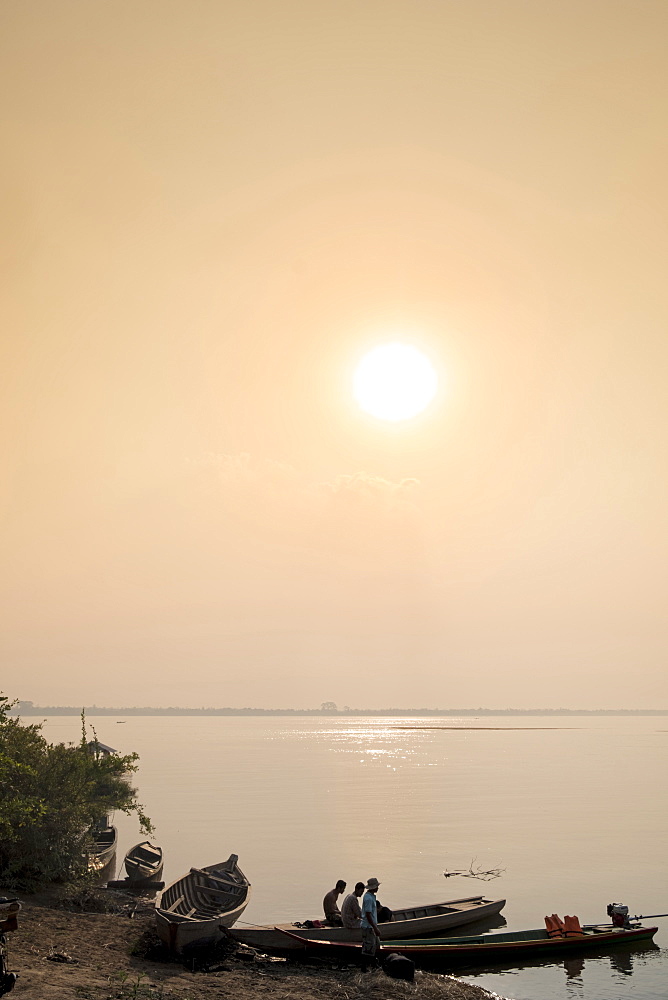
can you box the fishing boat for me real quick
[124,841,164,882]
[229,895,506,952]
[277,921,659,966]
[155,854,251,954]
[88,823,118,871]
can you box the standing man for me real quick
[323,879,346,925]
[361,877,382,969]
[341,881,365,929]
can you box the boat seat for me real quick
[164,896,186,913]
[159,905,198,921]
[190,868,243,887]
[196,885,238,899]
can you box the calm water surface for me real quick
[43,715,668,1000]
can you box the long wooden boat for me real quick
[229,895,506,952]
[124,841,164,882]
[278,922,659,966]
[155,854,250,954]
[88,824,118,871]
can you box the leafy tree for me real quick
[0,693,152,888]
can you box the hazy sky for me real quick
[2,1,667,709]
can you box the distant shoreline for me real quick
[12,703,668,716]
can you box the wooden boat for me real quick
[155,854,250,954]
[88,824,118,871]
[277,922,659,966]
[229,895,506,952]
[124,841,164,882]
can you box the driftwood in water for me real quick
[443,858,505,881]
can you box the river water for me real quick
[42,714,667,1000]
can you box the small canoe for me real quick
[124,841,164,882]
[229,895,506,951]
[155,854,251,954]
[278,922,659,966]
[88,824,118,871]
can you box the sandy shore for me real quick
[2,889,498,1000]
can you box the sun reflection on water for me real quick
[274,717,453,771]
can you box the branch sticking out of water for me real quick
[443,859,505,881]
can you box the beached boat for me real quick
[88,824,118,871]
[229,895,506,952]
[277,922,659,966]
[155,854,251,953]
[124,841,164,882]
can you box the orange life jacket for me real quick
[563,914,583,937]
[544,914,566,938]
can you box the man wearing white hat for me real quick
[361,877,381,968]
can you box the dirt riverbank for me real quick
[2,890,499,1000]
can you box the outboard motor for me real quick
[607,902,629,928]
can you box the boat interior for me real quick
[159,855,249,921]
[391,896,486,922]
[128,843,162,866]
[391,926,637,947]
[92,829,116,849]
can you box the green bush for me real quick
[0,693,152,888]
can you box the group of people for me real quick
[323,877,393,964]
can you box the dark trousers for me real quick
[361,927,379,969]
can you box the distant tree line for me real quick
[12,700,668,716]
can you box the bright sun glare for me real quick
[353,344,438,421]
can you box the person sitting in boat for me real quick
[376,899,394,923]
[323,880,346,925]
[341,882,365,928]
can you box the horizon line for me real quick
[10,702,668,716]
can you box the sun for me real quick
[353,343,438,421]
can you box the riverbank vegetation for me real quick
[0,694,151,889]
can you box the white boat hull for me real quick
[230,895,506,952]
